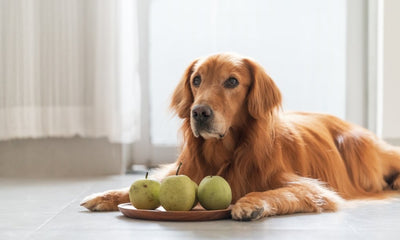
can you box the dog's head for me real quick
[171,53,282,140]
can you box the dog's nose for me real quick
[192,105,213,122]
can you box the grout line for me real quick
[26,182,96,239]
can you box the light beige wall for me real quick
[381,0,400,138]
[0,137,130,177]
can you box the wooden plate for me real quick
[118,203,232,221]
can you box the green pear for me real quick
[198,176,232,210]
[159,162,196,211]
[129,172,161,210]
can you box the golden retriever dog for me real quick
[81,53,400,221]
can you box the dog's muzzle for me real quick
[192,104,213,123]
[191,104,214,136]
[191,104,226,139]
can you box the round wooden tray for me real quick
[118,203,232,221]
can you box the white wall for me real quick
[381,0,400,139]
[149,0,346,146]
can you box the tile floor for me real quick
[1,174,400,240]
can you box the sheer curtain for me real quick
[0,0,140,143]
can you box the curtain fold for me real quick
[0,0,140,143]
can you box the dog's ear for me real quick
[170,59,198,119]
[244,58,282,120]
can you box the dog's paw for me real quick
[80,192,117,211]
[231,195,271,221]
[80,188,129,211]
[392,176,400,190]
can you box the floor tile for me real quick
[1,174,400,240]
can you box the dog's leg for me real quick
[391,175,400,192]
[378,142,400,190]
[231,177,343,221]
[80,187,130,211]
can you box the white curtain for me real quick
[0,0,141,143]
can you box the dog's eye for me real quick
[224,77,239,89]
[193,76,201,87]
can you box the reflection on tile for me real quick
[0,230,31,240]
[0,212,54,230]
[29,229,364,240]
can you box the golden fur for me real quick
[81,53,400,221]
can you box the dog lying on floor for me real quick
[81,53,400,221]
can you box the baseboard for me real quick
[0,137,128,177]
[385,138,400,146]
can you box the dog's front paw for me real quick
[80,188,129,211]
[231,194,271,221]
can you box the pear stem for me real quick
[145,171,149,179]
[176,162,182,175]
